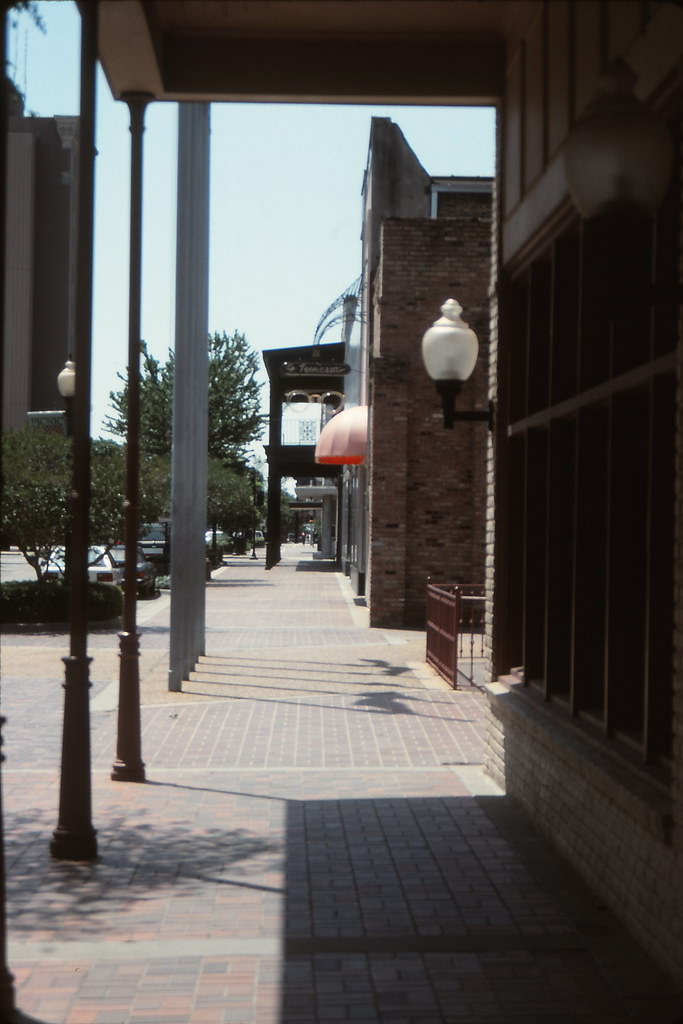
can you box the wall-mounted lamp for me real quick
[422,299,491,430]
[562,59,673,219]
[57,357,76,400]
[57,357,76,437]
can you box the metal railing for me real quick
[425,581,485,688]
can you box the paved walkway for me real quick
[1,545,682,1023]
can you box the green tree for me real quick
[1,428,70,579]
[105,332,265,463]
[89,441,170,544]
[207,332,264,463]
[104,343,174,457]
[1,431,171,579]
[206,458,250,536]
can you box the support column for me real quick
[321,493,335,557]
[51,0,98,862]
[112,93,152,782]
[0,2,13,1004]
[265,463,282,569]
[169,103,210,691]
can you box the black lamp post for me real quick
[111,92,152,784]
[422,299,492,430]
[50,0,99,864]
[57,358,75,588]
[251,467,258,559]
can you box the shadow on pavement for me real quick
[5,785,683,1021]
[280,793,683,1023]
[5,806,283,942]
[294,559,336,572]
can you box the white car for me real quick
[42,545,124,585]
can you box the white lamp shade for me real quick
[421,299,479,382]
[57,359,76,398]
[562,60,673,218]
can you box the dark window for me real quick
[502,147,678,771]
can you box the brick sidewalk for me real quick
[1,546,681,1022]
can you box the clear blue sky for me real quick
[8,1,496,438]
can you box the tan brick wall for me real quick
[484,109,683,988]
[486,683,683,983]
[368,198,491,628]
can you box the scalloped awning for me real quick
[314,405,368,465]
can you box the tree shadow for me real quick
[359,657,412,677]
[353,690,416,715]
[4,805,284,941]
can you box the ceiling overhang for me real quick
[97,1,515,105]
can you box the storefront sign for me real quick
[280,360,350,377]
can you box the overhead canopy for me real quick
[97,1,507,104]
[315,406,368,465]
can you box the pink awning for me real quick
[315,405,368,465]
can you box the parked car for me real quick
[204,529,230,547]
[42,545,123,585]
[140,522,170,572]
[109,544,157,598]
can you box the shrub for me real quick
[0,580,122,624]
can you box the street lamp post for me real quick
[57,358,76,588]
[50,0,98,862]
[111,93,152,784]
[251,468,258,559]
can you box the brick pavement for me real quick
[1,544,682,1023]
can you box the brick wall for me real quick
[484,110,683,987]
[486,682,683,983]
[369,195,491,628]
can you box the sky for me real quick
[8,1,496,440]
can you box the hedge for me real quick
[0,579,122,624]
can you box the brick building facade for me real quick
[2,88,78,430]
[346,117,493,629]
[369,206,491,627]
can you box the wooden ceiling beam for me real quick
[161,34,504,104]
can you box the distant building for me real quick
[342,117,492,627]
[2,81,78,430]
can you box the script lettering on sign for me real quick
[280,361,350,377]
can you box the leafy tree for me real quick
[206,458,250,536]
[207,332,264,463]
[104,343,174,457]
[1,428,70,579]
[89,441,170,544]
[1,431,171,579]
[139,452,172,524]
[105,332,265,463]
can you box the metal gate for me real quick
[425,581,485,688]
